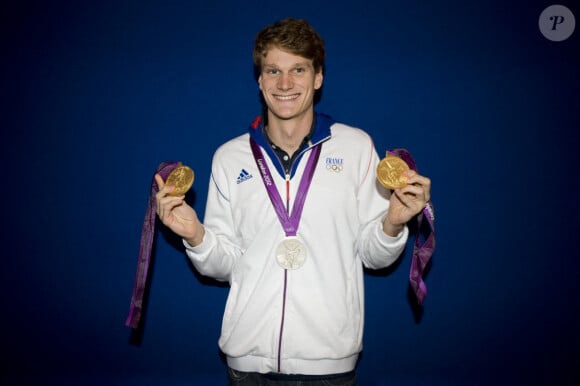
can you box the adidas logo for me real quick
[236,169,253,184]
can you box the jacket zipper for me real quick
[277,172,290,373]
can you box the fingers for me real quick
[155,173,178,199]
[155,173,185,221]
[403,170,431,188]
[156,195,183,221]
[153,173,200,242]
[154,173,165,190]
[393,171,431,212]
[155,173,178,196]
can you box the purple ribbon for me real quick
[125,161,181,329]
[388,149,435,305]
[249,138,321,237]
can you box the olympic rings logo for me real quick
[326,163,343,172]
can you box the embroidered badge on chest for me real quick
[325,157,344,173]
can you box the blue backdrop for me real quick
[1,0,578,385]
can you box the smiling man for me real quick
[155,18,431,385]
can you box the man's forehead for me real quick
[262,54,313,68]
[262,60,313,68]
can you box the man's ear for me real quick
[314,71,323,90]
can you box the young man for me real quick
[155,18,431,385]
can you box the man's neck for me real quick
[266,111,314,156]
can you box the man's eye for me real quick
[266,69,279,75]
[294,67,305,73]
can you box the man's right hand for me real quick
[154,173,205,246]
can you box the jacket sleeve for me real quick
[183,155,243,283]
[355,136,409,270]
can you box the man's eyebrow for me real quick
[263,62,311,68]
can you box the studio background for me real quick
[1,1,578,385]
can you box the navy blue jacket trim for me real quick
[247,112,335,179]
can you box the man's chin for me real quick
[269,111,297,121]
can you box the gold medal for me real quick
[377,153,409,189]
[165,164,194,196]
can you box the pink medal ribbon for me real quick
[388,149,435,305]
[249,138,321,237]
[125,161,181,329]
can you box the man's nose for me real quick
[277,73,293,90]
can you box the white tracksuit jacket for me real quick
[185,113,408,375]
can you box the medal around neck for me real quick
[276,236,307,270]
[165,164,194,196]
[377,152,409,190]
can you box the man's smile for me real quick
[273,93,300,101]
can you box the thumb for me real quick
[154,173,165,190]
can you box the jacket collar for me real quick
[248,112,335,178]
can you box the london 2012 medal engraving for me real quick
[165,165,195,196]
[377,153,409,190]
[276,236,307,270]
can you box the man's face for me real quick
[258,46,323,123]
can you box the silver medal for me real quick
[275,236,307,270]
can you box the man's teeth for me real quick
[275,94,299,101]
